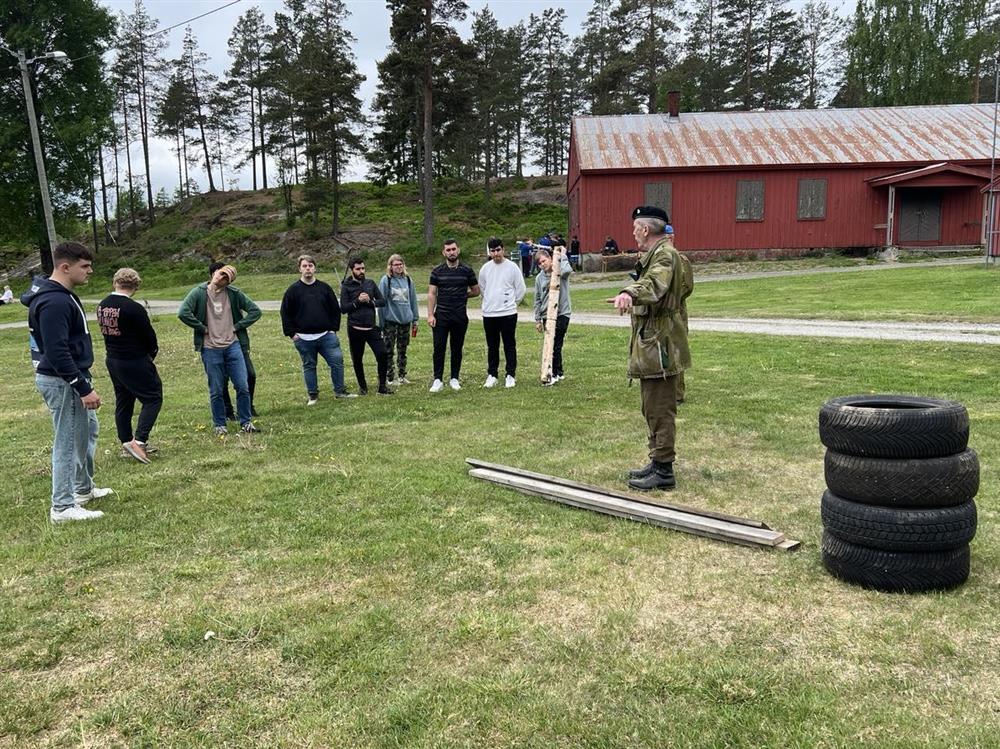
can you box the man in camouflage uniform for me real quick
[611,206,691,491]
[676,242,694,404]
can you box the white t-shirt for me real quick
[478,259,526,317]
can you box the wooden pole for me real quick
[540,245,565,383]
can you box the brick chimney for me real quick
[667,90,680,118]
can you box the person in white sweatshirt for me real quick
[478,237,526,388]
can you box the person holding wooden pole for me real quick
[608,206,691,492]
[534,246,573,385]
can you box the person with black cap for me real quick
[609,206,691,491]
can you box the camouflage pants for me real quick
[383,321,411,381]
[640,374,679,463]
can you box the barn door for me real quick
[898,189,942,242]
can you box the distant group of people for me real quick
[25,205,689,525]
[516,232,581,277]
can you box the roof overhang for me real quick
[867,162,991,188]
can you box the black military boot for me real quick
[627,461,676,491]
[628,461,656,479]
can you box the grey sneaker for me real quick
[214,426,228,437]
[335,391,358,399]
[398,376,412,385]
[240,422,260,434]
[51,505,104,523]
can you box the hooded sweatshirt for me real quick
[26,278,95,396]
[377,273,419,326]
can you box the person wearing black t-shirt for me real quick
[96,268,162,464]
[427,239,480,392]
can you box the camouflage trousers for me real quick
[382,321,412,381]
[640,374,679,463]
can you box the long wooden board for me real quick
[465,458,770,529]
[467,463,801,551]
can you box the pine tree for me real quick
[679,0,729,111]
[759,0,806,109]
[179,27,216,191]
[526,8,573,174]
[227,7,273,191]
[613,0,682,113]
[116,0,166,225]
[799,0,844,108]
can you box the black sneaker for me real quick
[240,422,260,434]
[377,387,394,396]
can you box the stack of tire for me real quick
[818,395,978,593]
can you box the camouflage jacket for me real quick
[621,235,691,379]
[678,252,693,326]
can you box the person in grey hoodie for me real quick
[377,254,419,385]
[533,246,573,384]
[27,242,113,523]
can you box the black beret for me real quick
[632,205,669,223]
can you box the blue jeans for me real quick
[36,373,99,511]
[201,341,251,426]
[294,333,346,396]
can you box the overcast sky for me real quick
[95,0,856,195]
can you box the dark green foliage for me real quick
[0,0,116,258]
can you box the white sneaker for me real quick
[505,375,516,389]
[398,376,411,385]
[449,378,462,391]
[542,378,556,387]
[51,505,104,523]
[307,397,319,406]
[483,375,498,388]
[429,379,444,393]
[73,487,114,505]
[387,379,398,387]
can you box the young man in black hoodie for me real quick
[340,258,391,395]
[96,268,162,464]
[28,242,113,523]
[280,255,357,404]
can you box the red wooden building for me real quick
[567,100,998,258]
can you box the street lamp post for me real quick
[3,46,69,270]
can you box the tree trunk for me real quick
[249,87,257,190]
[137,45,156,225]
[422,0,435,248]
[175,130,183,196]
[112,127,122,236]
[189,56,216,191]
[182,129,190,197]
[121,88,137,234]
[331,140,341,235]
[89,149,99,251]
[256,58,267,189]
[98,145,113,244]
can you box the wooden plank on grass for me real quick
[469,467,798,550]
[465,458,770,529]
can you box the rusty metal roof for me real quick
[573,104,999,171]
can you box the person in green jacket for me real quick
[610,206,691,491]
[177,264,262,435]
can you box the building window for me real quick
[644,182,672,218]
[736,180,764,221]
[797,179,827,220]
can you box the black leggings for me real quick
[483,313,518,378]
[552,315,570,376]
[348,326,388,392]
[431,316,469,381]
[106,356,163,443]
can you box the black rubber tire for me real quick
[821,491,977,551]
[824,448,980,508]
[821,531,970,593]
[818,395,969,459]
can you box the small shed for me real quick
[567,100,998,258]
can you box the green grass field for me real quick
[569,262,1000,321]
[2,295,999,745]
